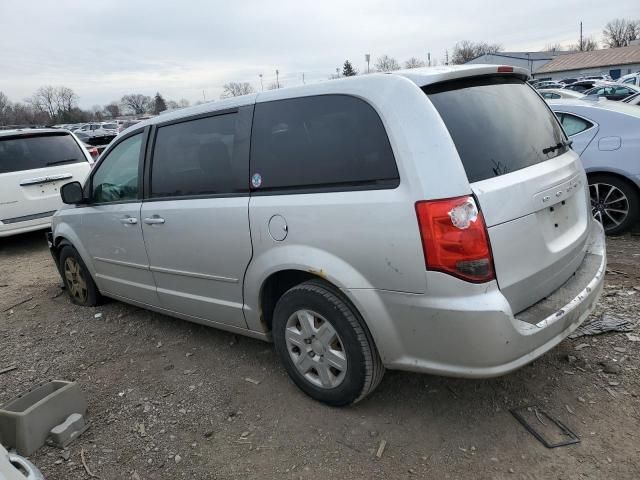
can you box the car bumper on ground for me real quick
[347,219,606,378]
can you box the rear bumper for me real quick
[346,219,606,378]
[0,217,52,238]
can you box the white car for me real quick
[618,72,639,87]
[73,122,118,136]
[538,88,585,100]
[0,129,92,237]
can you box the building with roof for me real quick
[533,45,640,80]
[466,51,565,75]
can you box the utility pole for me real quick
[445,50,449,65]
[427,52,431,67]
[259,74,263,91]
[365,53,370,74]
[202,90,206,102]
[276,69,280,89]
[336,67,340,78]
[302,72,305,84]
[579,21,583,51]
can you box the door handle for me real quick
[120,216,138,225]
[143,215,165,225]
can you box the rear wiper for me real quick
[46,158,79,166]
[542,140,573,155]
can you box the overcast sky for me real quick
[0,0,638,108]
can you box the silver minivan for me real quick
[49,65,606,405]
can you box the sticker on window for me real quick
[251,173,262,188]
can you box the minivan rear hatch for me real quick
[424,75,590,314]
[0,131,90,225]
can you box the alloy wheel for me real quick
[64,257,88,303]
[589,182,629,232]
[284,309,348,389]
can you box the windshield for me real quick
[0,132,87,174]
[424,76,568,183]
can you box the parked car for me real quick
[559,78,579,85]
[0,444,44,480]
[539,88,585,100]
[564,80,603,92]
[0,129,92,237]
[549,99,640,234]
[618,72,640,87]
[621,92,640,106]
[73,130,116,158]
[582,84,640,101]
[582,74,613,82]
[534,81,563,89]
[49,65,605,405]
[73,123,117,136]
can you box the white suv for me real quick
[0,129,92,237]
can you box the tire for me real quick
[589,174,640,235]
[272,280,384,406]
[58,245,102,307]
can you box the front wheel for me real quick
[589,174,639,235]
[272,280,384,406]
[59,245,102,307]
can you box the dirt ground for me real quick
[1,231,639,480]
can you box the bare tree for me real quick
[570,36,598,52]
[0,92,10,124]
[121,94,151,115]
[220,82,255,99]
[104,102,121,118]
[603,19,640,48]
[91,105,104,121]
[451,41,502,64]
[375,55,400,72]
[56,87,78,116]
[27,86,58,118]
[404,57,426,69]
[177,98,190,108]
[267,82,282,90]
[544,43,565,52]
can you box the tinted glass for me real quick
[91,133,142,203]
[251,95,399,191]
[424,76,568,183]
[0,133,87,174]
[559,114,593,136]
[102,123,117,130]
[151,113,244,197]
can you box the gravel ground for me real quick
[1,231,639,479]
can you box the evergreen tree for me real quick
[153,92,167,114]
[342,60,357,77]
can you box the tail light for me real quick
[87,147,99,160]
[497,66,513,73]
[415,196,495,283]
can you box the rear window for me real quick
[250,95,399,192]
[102,123,117,130]
[0,133,87,174]
[424,76,568,183]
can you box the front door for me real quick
[140,108,253,328]
[76,130,159,305]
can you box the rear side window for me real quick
[150,112,247,198]
[250,95,399,191]
[0,133,87,174]
[424,76,568,183]
[556,113,594,136]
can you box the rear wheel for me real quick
[589,174,639,235]
[59,246,102,307]
[272,280,384,406]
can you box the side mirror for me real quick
[60,181,85,205]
